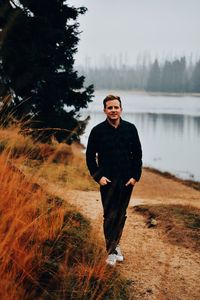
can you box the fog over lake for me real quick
[81,91,200,182]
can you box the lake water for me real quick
[80,90,200,182]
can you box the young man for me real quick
[86,95,142,266]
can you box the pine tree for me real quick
[190,60,200,92]
[0,0,93,142]
[170,57,187,92]
[160,60,173,92]
[146,59,161,91]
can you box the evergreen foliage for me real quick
[0,0,93,142]
[146,59,161,91]
[160,57,187,92]
[81,55,200,93]
[190,60,200,92]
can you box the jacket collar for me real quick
[105,118,123,129]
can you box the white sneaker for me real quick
[115,245,124,262]
[106,254,117,266]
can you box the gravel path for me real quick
[46,169,200,299]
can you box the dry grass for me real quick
[0,126,73,162]
[145,166,200,191]
[0,125,96,191]
[21,145,98,191]
[0,152,65,299]
[134,204,200,252]
[0,124,128,300]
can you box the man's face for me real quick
[104,99,122,121]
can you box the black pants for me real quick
[100,178,133,254]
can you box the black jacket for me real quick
[86,118,142,183]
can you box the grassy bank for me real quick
[144,167,200,191]
[0,126,128,300]
[134,204,200,252]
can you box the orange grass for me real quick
[0,125,128,299]
[0,151,66,299]
[20,145,98,191]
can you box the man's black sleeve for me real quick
[86,128,103,183]
[131,127,143,181]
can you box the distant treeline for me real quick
[79,57,200,93]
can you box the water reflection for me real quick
[81,111,200,181]
[130,113,200,139]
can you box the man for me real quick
[86,95,142,266]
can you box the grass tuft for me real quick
[134,204,200,251]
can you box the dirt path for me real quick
[45,169,200,300]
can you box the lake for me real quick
[80,90,200,182]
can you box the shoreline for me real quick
[77,148,200,191]
[144,166,200,191]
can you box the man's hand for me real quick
[125,178,136,186]
[99,176,111,186]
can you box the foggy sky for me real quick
[68,0,200,66]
